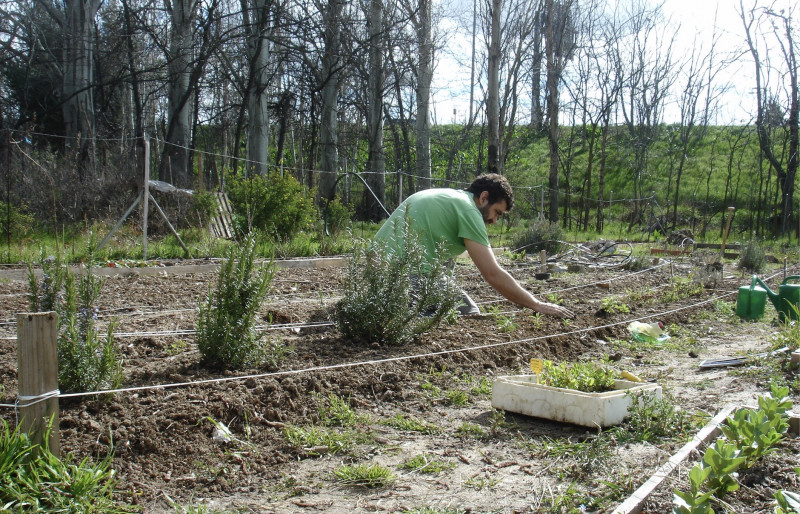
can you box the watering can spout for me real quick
[745,275,800,322]
[752,275,778,302]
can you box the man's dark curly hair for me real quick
[465,173,514,211]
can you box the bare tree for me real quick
[241,0,277,176]
[614,0,677,227]
[33,0,102,172]
[317,0,345,199]
[739,0,798,235]
[544,0,575,221]
[414,0,433,189]
[486,0,501,173]
[364,0,386,219]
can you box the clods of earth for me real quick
[1,255,798,512]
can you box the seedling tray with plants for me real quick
[491,375,662,427]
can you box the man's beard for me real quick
[478,203,492,224]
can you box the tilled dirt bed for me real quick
[0,256,798,513]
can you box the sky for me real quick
[429,0,796,126]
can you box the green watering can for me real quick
[736,275,800,322]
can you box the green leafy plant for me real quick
[282,424,370,456]
[511,218,563,255]
[227,171,318,241]
[661,278,705,303]
[334,222,461,346]
[673,464,714,514]
[485,304,518,331]
[58,269,123,393]
[615,392,699,443]
[525,435,614,479]
[196,233,277,369]
[332,463,395,488]
[469,376,493,396]
[774,469,800,514]
[0,418,132,512]
[540,360,617,392]
[444,389,469,406]
[189,190,219,227]
[701,439,745,498]
[673,385,793,512]
[600,296,630,315]
[27,250,67,312]
[720,400,786,469]
[1,201,36,239]
[456,422,486,439]
[321,197,353,237]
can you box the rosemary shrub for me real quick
[27,244,123,393]
[196,233,276,369]
[334,224,461,346]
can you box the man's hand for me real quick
[535,302,574,318]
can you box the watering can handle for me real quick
[781,275,800,285]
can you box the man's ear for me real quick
[478,190,489,205]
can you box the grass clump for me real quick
[283,424,371,456]
[196,233,280,370]
[399,454,454,474]
[383,414,440,434]
[456,422,486,439]
[334,220,461,346]
[333,463,395,488]
[317,393,369,427]
[27,243,123,393]
[0,419,133,512]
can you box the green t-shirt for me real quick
[373,189,490,263]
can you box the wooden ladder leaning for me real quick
[209,192,235,239]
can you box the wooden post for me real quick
[17,312,60,456]
[721,207,735,260]
[142,137,150,261]
[539,250,547,272]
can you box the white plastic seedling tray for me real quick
[491,375,662,428]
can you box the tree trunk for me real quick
[544,0,559,221]
[163,0,196,187]
[486,0,502,174]
[318,0,343,201]
[243,0,273,177]
[415,0,433,189]
[364,0,385,220]
[61,0,101,175]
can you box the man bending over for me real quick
[374,173,574,318]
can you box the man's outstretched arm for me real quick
[464,239,574,318]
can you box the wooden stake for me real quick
[17,312,60,456]
[142,137,150,261]
[721,206,735,260]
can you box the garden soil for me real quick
[0,253,798,513]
